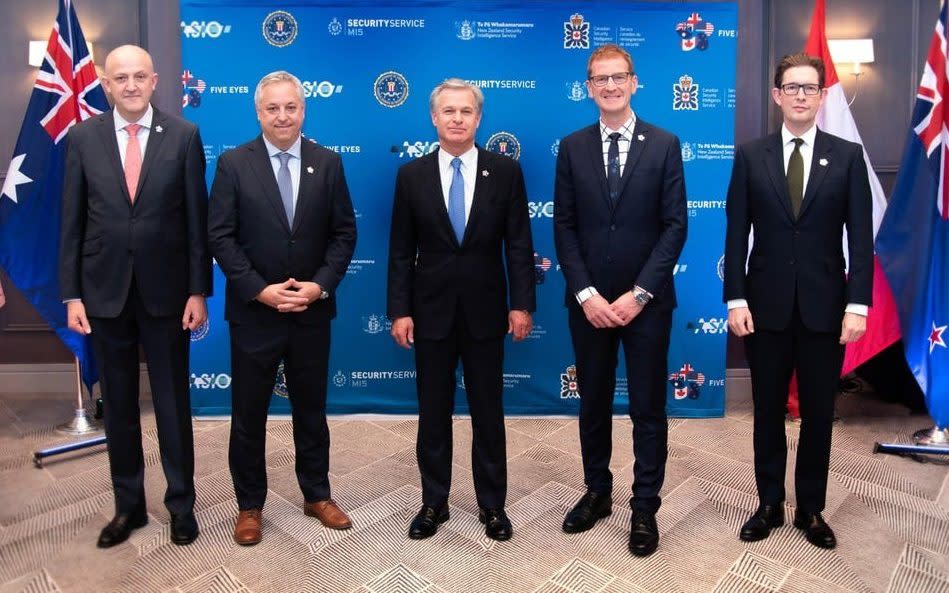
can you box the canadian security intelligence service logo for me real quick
[673,74,699,111]
[681,141,695,162]
[563,13,590,49]
[333,370,347,387]
[486,131,520,160]
[560,365,580,399]
[675,12,714,51]
[181,70,206,108]
[273,361,289,398]
[263,10,298,47]
[534,252,552,284]
[190,319,209,341]
[374,71,409,108]
[328,17,343,36]
[567,80,587,102]
[668,362,705,400]
[456,20,475,41]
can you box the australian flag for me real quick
[0,0,107,390]
[876,0,949,429]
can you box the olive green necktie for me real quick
[787,137,804,219]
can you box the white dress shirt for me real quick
[113,105,153,167]
[262,134,302,210]
[438,145,478,224]
[600,114,636,177]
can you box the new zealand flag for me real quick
[0,0,108,389]
[876,1,949,428]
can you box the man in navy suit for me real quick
[724,53,872,550]
[554,44,687,557]
[60,45,211,547]
[208,71,357,545]
[387,79,535,541]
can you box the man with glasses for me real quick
[724,53,872,549]
[554,44,687,557]
[208,71,357,545]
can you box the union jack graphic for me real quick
[0,0,107,389]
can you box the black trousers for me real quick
[568,305,671,513]
[228,319,331,510]
[413,312,506,510]
[89,284,194,516]
[744,306,843,513]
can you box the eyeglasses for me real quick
[780,83,822,96]
[588,72,632,87]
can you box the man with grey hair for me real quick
[208,70,357,545]
[387,78,535,541]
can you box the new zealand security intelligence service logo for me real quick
[189,320,210,341]
[681,141,696,162]
[486,131,520,160]
[668,362,705,400]
[181,70,205,108]
[563,13,590,49]
[673,74,699,111]
[273,361,289,398]
[675,12,714,51]
[534,252,552,285]
[456,20,475,41]
[560,365,580,399]
[374,71,409,108]
[328,17,343,36]
[263,10,298,47]
[362,314,392,334]
[567,81,587,102]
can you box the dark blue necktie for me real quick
[607,132,621,204]
[448,157,466,242]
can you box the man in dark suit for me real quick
[553,44,687,557]
[724,53,873,550]
[387,78,535,541]
[208,71,356,545]
[60,45,211,548]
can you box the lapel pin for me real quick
[154,125,163,133]
[637,134,645,141]
[819,158,828,166]
[306,166,314,174]
[482,170,489,177]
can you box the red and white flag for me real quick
[787,0,901,416]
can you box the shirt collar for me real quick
[600,113,636,142]
[263,134,302,160]
[438,144,478,172]
[113,104,153,132]
[781,123,817,148]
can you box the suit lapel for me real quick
[247,136,292,233]
[292,139,318,234]
[96,111,132,205]
[463,148,493,245]
[614,119,648,206]
[798,129,832,220]
[763,133,795,221]
[132,106,166,206]
[584,124,612,211]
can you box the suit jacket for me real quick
[59,107,212,317]
[554,119,687,310]
[723,128,873,332]
[207,135,356,325]
[386,147,535,341]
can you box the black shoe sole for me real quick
[562,507,612,534]
[408,512,449,540]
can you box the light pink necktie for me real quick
[124,123,142,202]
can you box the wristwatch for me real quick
[632,287,651,306]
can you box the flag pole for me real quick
[56,355,101,435]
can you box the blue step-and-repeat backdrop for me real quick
[180,0,737,417]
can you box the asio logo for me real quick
[190,372,231,390]
[560,365,580,399]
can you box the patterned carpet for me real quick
[0,386,947,593]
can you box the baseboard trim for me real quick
[0,363,150,394]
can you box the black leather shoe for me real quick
[479,508,512,541]
[562,491,612,533]
[408,504,449,539]
[97,511,148,548]
[739,505,784,542]
[628,510,659,557]
[170,512,199,545]
[793,510,836,549]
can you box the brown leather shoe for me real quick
[304,499,352,530]
[234,509,262,545]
